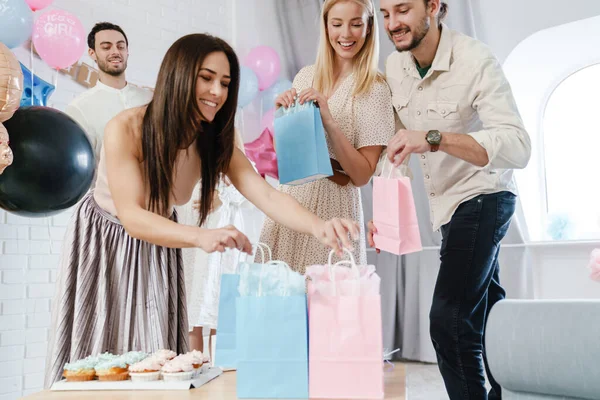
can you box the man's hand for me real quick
[367,220,380,254]
[387,129,429,166]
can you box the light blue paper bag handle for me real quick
[237,242,299,297]
[234,242,273,274]
[274,97,316,118]
[327,249,361,296]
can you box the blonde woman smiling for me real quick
[260,0,395,271]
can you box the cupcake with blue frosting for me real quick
[94,356,130,381]
[121,351,148,366]
[63,357,98,382]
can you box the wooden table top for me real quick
[22,363,406,400]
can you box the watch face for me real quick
[427,130,441,144]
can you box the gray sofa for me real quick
[486,299,600,400]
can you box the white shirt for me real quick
[385,24,531,231]
[65,80,154,164]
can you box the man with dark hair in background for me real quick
[65,22,153,169]
[372,1,531,398]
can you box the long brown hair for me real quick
[141,34,239,225]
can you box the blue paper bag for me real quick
[236,261,309,399]
[214,245,272,370]
[274,99,333,185]
[213,272,240,369]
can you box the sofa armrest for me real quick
[486,299,600,400]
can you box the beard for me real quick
[97,57,127,77]
[388,15,430,52]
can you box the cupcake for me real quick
[128,357,163,382]
[63,358,97,382]
[161,355,195,381]
[95,352,118,362]
[150,349,176,362]
[121,351,148,366]
[184,350,204,370]
[94,357,130,381]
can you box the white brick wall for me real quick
[0,0,234,398]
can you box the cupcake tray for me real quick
[50,366,223,391]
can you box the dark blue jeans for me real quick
[430,191,516,400]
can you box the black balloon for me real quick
[0,106,95,217]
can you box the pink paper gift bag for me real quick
[372,161,422,255]
[306,250,384,399]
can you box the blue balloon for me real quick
[0,0,34,49]
[238,66,259,108]
[19,62,55,107]
[261,78,292,113]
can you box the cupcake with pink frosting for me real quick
[185,350,203,369]
[128,357,163,382]
[161,355,195,381]
[150,349,176,363]
[182,350,210,376]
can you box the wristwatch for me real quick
[425,129,442,152]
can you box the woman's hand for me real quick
[194,225,253,254]
[312,218,360,257]
[298,88,332,123]
[275,88,297,109]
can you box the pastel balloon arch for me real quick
[238,45,292,180]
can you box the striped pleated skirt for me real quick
[44,193,189,388]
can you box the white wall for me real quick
[531,244,600,299]
[0,1,234,399]
[471,0,600,64]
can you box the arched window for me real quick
[542,64,600,240]
[503,15,600,241]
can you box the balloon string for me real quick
[259,96,263,126]
[47,217,54,256]
[30,41,34,106]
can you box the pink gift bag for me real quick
[372,160,422,255]
[306,250,384,399]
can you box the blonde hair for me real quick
[313,0,382,97]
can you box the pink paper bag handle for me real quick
[380,155,396,179]
[327,249,360,296]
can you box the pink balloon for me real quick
[25,0,54,11]
[260,108,275,136]
[244,46,281,91]
[244,128,278,179]
[32,10,86,70]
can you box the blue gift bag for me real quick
[214,245,272,370]
[274,99,333,185]
[213,273,240,369]
[236,261,309,399]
